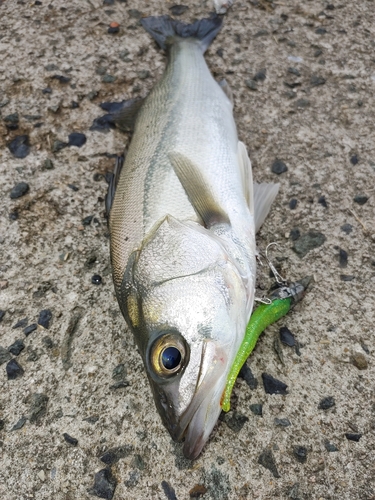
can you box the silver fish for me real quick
[108,15,279,459]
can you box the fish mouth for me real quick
[167,340,228,460]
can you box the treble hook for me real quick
[263,242,288,286]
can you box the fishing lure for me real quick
[221,277,309,412]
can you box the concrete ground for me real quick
[0,0,374,499]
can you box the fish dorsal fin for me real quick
[169,151,230,228]
[253,183,280,233]
[237,141,254,214]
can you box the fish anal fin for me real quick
[237,141,254,213]
[218,79,234,105]
[253,183,279,233]
[169,151,229,227]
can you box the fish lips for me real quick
[149,339,228,459]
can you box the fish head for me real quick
[125,216,250,459]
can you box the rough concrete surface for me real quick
[0,0,374,499]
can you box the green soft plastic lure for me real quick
[221,278,309,412]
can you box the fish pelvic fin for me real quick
[140,15,222,53]
[253,183,279,233]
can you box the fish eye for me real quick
[150,333,187,377]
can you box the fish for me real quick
[107,14,279,459]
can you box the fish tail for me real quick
[140,14,222,53]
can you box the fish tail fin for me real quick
[140,15,222,52]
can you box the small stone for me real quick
[51,74,71,84]
[279,326,295,346]
[314,48,323,57]
[324,440,338,452]
[88,468,117,499]
[0,280,8,290]
[262,373,288,395]
[102,74,117,83]
[254,69,266,82]
[350,154,359,165]
[161,481,177,500]
[13,318,28,329]
[7,135,31,158]
[245,79,258,91]
[249,403,263,416]
[43,158,54,170]
[224,411,249,432]
[83,415,99,424]
[82,215,94,226]
[169,5,189,16]
[132,454,145,470]
[63,433,78,446]
[68,132,87,147]
[128,9,142,19]
[238,363,258,389]
[0,419,4,431]
[310,75,326,86]
[10,182,30,199]
[112,363,127,380]
[138,70,150,80]
[258,449,280,478]
[292,231,326,258]
[351,352,368,370]
[45,63,59,71]
[68,184,79,191]
[42,336,54,349]
[318,396,335,410]
[271,159,288,175]
[91,274,102,285]
[288,67,301,77]
[38,470,46,481]
[42,87,52,94]
[8,339,25,356]
[254,29,269,38]
[274,417,291,427]
[100,445,133,465]
[52,140,68,152]
[4,113,19,124]
[345,433,362,442]
[28,393,49,423]
[9,210,19,220]
[38,309,52,329]
[293,446,308,463]
[71,101,79,109]
[289,199,298,209]
[340,274,354,282]
[315,27,327,34]
[353,194,368,205]
[103,0,115,4]
[0,346,12,365]
[295,98,310,108]
[109,380,129,390]
[289,228,300,241]
[11,417,27,431]
[108,22,120,34]
[0,310,5,322]
[339,248,348,268]
[318,195,328,208]
[24,323,38,336]
[6,359,24,380]
[189,484,207,498]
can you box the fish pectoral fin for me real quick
[105,154,125,217]
[169,151,230,227]
[237,141,254,214]
[253,182,280,233]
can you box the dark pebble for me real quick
[83,415,99,424]
[4,113,19,124]
[88,468,117,500]
[100,445,133,465]
[161,481,177,500]
[132,454,145,470]
[85,253,97,268]
[71,101,79,109]
[38,309,52,329]
[350,154,359,165]
[288,67,301,77]
[315,27,327,34]
[279,326,295,346]
[108,26,119,34]
[24,323,37,336]
[310,75,326,86]
[293,446,308,463]
[8,339,25,356]
[102,74,116,84]
[0,310,5,322]
[112,363,127,380]
[169,5,189,16]
[274,417,291,427]
[289,198,298,209]
[52,74,71,84]
[271,159,288,175]
[0,419,4,431]
[339,248,348,268]
[189,484,207,498]
[9,210,19,220]
[254,29,269,38]
[324,440,338,452]
[284,81,301,89]
[289,228,300,241]
[13,318,28,329]
[68,184,79,191]
[28,393,49,423]
[292,231,326,258]
[6,359,24,380]
[10,182,30,199]
[138,70,150,80]
[318,195,328,208]
[345,433,362,442]
[68,132,87,148]
[0,346,12,365]
[91,274,102,285]
[351,352,368,370]
[340,274,354,281]
[238,363,258,390]
[124,470,140,488]
[318,396,335,410]
[216,48,224,57]
[63,433,78,446]
[42,87,52,94]
[314,48,323,57]
[353,194,368,205]
[262,373,288,395]
[109,380,129,390]
[8,135,31,158]
[295,98,310,108]
[43,158,54,170]
[103,0,115,4]
[128,9,142,19]
[258,449,280,478]
[245,79,258,91]
[254,69,267,82]
[52,140,68,152]
[11,417,27,431]
[225,411,249,432]
[82,215,94,226]
[249,403,263,416]
[341,223,352,234]
[42,336,54,349]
